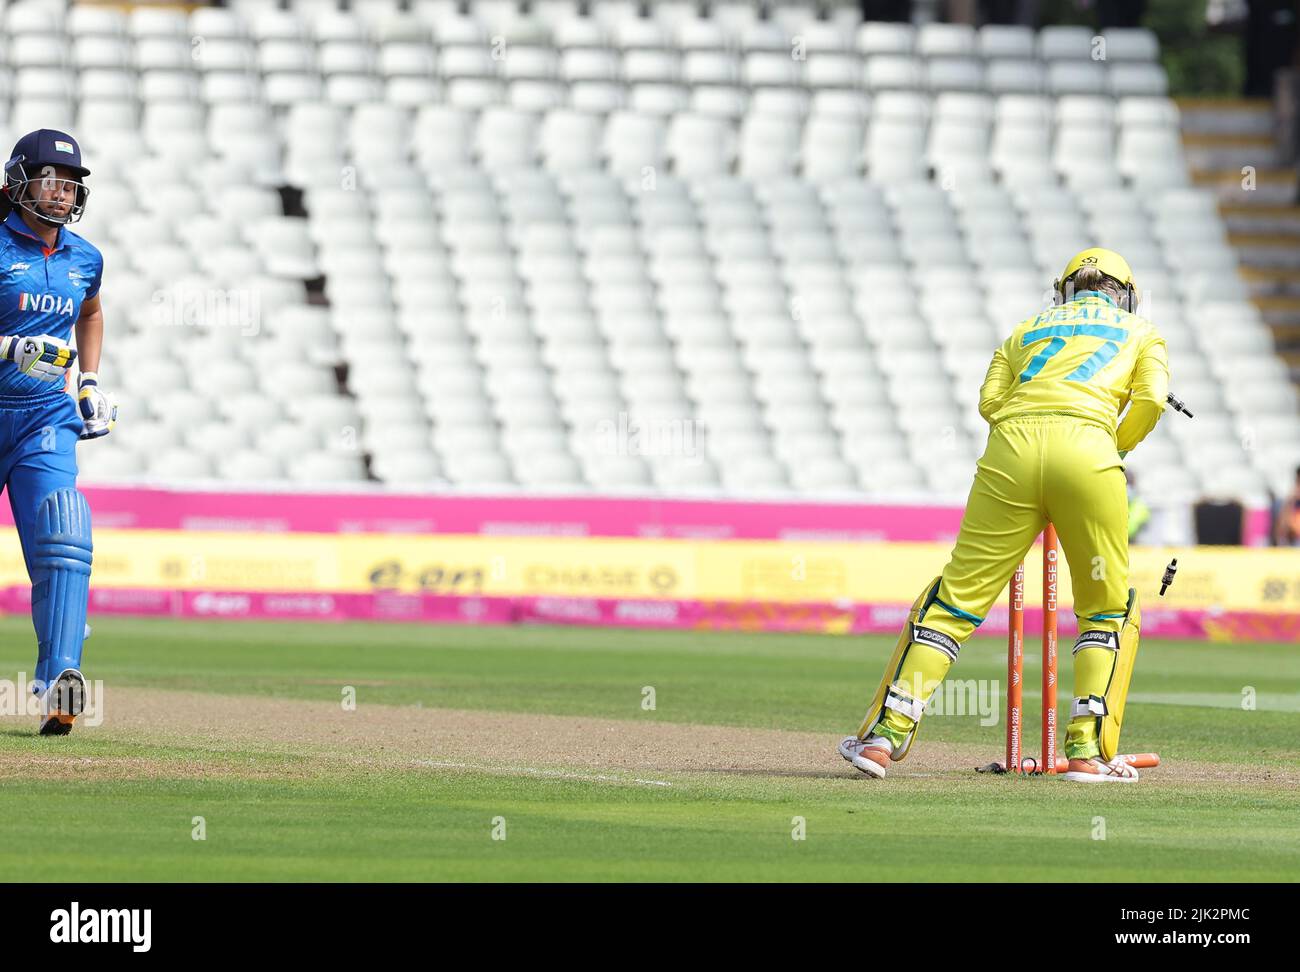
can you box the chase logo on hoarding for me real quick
[648,566,678,592]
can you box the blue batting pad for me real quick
[31,488,92,688]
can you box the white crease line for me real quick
[414,759,673,787]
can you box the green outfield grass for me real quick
[0,617,1296,881]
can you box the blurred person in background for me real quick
[1274,466,1300,545]
[1126,469,1152,543]
[1244,0,1298,97]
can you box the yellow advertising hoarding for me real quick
[0,530,1296,615]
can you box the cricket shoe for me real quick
[838,735,893,779]
[38,669,87,737]
[1062,754,1140,783]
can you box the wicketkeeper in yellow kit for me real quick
[840,248,1168,783]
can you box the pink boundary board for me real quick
[0,587,1288,642]
[9,485,1272,545]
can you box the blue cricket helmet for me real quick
[3,129,92,225]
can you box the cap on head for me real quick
[1059,247,1134,289]
[1054,247,1137,312]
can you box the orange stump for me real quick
[1006,562,1024,775]
[990,524,1159,776]
[1042,524,1058,775]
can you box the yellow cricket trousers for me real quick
[928,414,1132,641]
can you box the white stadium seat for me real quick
[1039,26,1095,60]
[857,22,914,56]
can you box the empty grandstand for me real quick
[0,0,1295,519]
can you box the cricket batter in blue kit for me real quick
[1,129,116,735]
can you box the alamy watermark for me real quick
[592,412,708,460]
[151,285,261,336]
[0,674,105,727]
[901,673,1001,727]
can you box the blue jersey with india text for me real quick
[0,209,103,401]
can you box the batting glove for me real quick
[0,334,78,382]
[77,372,117,440]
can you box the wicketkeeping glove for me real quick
[77,372,117,440]
[0,334,77,382]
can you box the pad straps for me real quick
[1072,629,1120,655]
[910,623,960,662]
[1072,694,1108,718]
